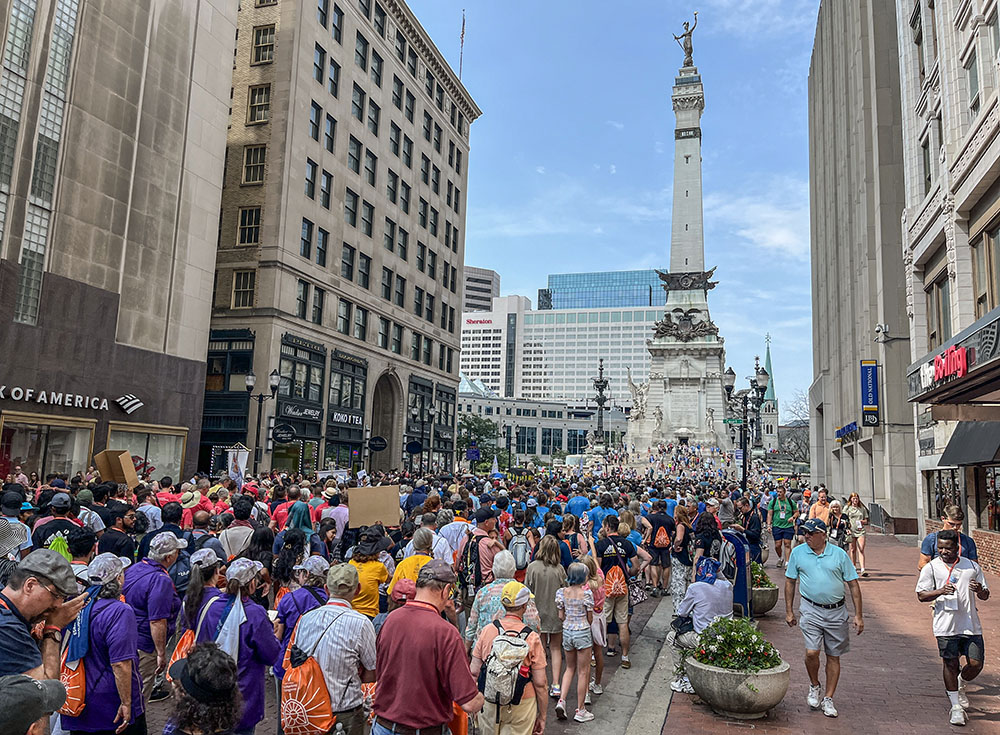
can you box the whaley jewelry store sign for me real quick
[0,383,144,414]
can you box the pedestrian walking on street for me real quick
[915,529,990,726]
[845,493,869,575]
[766,484,797,567]
[555,562,595,723]
[525,534,566,698]
[669,505,694,615]
[919,505,978,569]
[784,518,864,719]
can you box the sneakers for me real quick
[958,677,970,709]
[950,704,967,726]
[807,684,822,709]
[149,684,171,703]
[606,647,618,657]
[670,676,695,694]
[590,682,604,695]
[776,559,784,569]
[574,709,595,723]
[860,568,868,577]
[621,655,631,669]
[821,697,838,718]
[549,685,561,699]
[585,692,592,706]
[555,699,567,720]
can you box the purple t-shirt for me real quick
[197,594,281,731]
[179,587,225,633]
[273,586,328,679]
[122,559,180,653]
[60,599,144,732]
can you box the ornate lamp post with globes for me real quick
[245,369,281,476]
[723,357,770,494]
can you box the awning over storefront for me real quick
[939,421,1000,465]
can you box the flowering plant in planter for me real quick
[693,617,782,674]
[750,561,776,589]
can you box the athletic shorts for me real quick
[937,634,985,661]
[650,547,672,566]
[563,627,594,650]
[772,526,794,541]
[799,599,850,656]
[605,594,629,624]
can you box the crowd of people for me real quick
[0,446,985,733]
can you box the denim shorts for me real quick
[563,627,594,650]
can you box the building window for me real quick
[395,30,406,62]
[402,137,413,169]
[407,48,417,77]
[418,198,428,227]
[429,208,438,236]
[252,26,275,64]
[427,249,436,278]
[414,286,424,317]
[247,84,270,123]
[967,51,980,120]
[431,166,440,193]
[296,280,310,319]
[305,159,317,198]
[381,267,393,299]
[352,84,366,121]
[400,181,411,212]
[355,31,369,70]
[242,145,266,184]
[364,149,377,185]
[348,137,361,172]
[392,77,403,109]
[411,332,421,360]
[374,3,386,35]
[421,154,430,183]
[317,228,328,266]
[371,51,383,87]
[404,91,415,122]
[300,218,313,258]
[232,270,256,308]
[309,101,322,140]
[354,306,368,340]
[422,112,432,141]
[358,253,371,288]
[328,60,341,97]
[337,299,352,334]
[324,115,336,152]
[378,316,390,348]
[397,227,408,259]
[341,242,355,279]
[433,124,442,153]
[972,225,1000,318]
[320,171,332,208]
[332,4,344,42]
[317,0,329,26]
[921,138,932,195]
[425,293,434,322]
[361,201,374,236]
[359,0,371,17]
[368,101,380,136]
[395,275,406,306]
[387,169,398,202]
[422,336,432,365]
[384,217,396,252]
[927,275,951,349]
[416,242,425,271]
[238,207,261,245]
[345,188,358,226]
[389,123,401,155]
[314,44,326,82]
[312,287,325,325]
[435,84,444,111]
[391,323,402,353]
[278,344,325,403]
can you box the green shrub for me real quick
[693,617,782,673]
[750,561,776,589]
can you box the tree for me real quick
[778,389,810,463]
[456,414,499,453]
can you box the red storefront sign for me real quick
[934,345,968,382]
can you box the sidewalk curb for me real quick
[622,598,676,735]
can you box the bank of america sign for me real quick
[0,384,143,415]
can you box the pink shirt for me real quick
[458,527,499,585]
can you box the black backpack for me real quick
[458,530,483,596]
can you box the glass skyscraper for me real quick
[537,269,667,310]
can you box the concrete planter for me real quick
[685,656,790,719]
[752,586,779,616]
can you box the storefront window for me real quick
[271,439,320,474]
[927,468,962,520]
[107,426,186,480]
[0,418,94,478]
[976,466,1000,532]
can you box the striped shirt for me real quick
[294,598,377,711]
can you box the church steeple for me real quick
[763,334,776,401]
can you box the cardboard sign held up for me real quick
[349,484,403,528]
[93,450,140,490]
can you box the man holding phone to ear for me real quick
[916,529,990,727]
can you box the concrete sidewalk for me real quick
[664,535,1000,734]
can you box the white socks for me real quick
[947,691,960,707]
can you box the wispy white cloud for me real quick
[654,141,665,155]
[705,176,810,260]
[698,0,819,38]
[609,164,617,175]
[535,166,546,175]
[606,120,625,130]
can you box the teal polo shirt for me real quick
[785,540,858,604]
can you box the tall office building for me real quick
[460,295,659,407]
[0,0,237,480]
[809,0,915,531]
[537,270,666,310]
[899,1,1000,561]
[203,0,480,475]
[463,265,500,311]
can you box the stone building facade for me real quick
[808,0,917,531]
[0,0,237,480]
[204,0,480,475]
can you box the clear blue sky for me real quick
[410,0,820,417]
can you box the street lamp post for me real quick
[722,359,769,495]
[427,404,437,474]
[245,369,281,476]
[502,422,518,471]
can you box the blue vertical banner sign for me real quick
[860,360,881,427]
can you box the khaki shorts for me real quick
[605,594,629,624]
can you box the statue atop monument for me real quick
[673,11,698,67]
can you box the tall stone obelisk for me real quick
[627,17,731,454]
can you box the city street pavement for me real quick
[665,535,1000,734]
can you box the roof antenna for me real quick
[459,9,466,79]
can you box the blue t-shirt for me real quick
[664,498,678,518]
[0,592,41,675]
[587,507,619,539]
[785,542,859,605]
[920,531,978,561]
[566,496,590,519]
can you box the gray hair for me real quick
[436,509,454,529]
[413,527,434,552]
[492,550,516,580]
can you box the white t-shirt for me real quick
[916,556,988,637]
[677,579,734,633]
